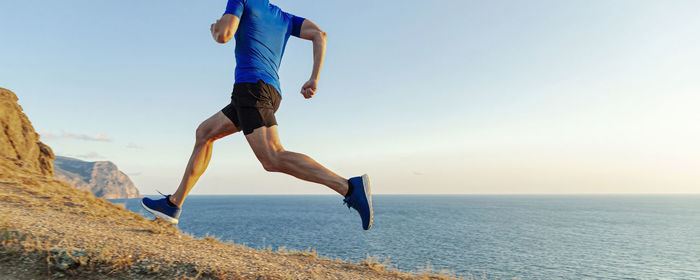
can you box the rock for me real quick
[49,248,88,272]
[54,156,141,199]
[0,87,55,176]
[37,142,54,176]
[0,87,139,199]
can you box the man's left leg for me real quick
[245,125,373,230]
[245,125,348,196]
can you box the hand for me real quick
[301,79,318,99]
[210,20,219,40]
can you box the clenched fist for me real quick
[301,79,318,99]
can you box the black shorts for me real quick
[221,80,282,135]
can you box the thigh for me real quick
[244,125,283,161]
[199,111,239,140]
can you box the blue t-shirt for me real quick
[224,0,305,94]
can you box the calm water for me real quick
[113,195,700,279]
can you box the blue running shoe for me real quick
[141,193,181,224]
[343,174,373,230]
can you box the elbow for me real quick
[314,30,327,43]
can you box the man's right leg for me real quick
[169,111,239,207]
[142,111,238,223]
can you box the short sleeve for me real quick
[289,15,306,37]
[224,0,245,18]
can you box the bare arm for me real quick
[210,14,240,44]
[298,19,327,99]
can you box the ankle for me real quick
[344,180,353,197]
[167,195,179,207]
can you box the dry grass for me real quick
[0,159,468,279]
[275,246,319,258]
[360,254,393,272]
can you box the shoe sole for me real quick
[362,174,373,230]
[141,200,179,224]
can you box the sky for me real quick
[1,0,699,195]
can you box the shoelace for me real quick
[156,190,169,198]
[155,190,178,209]
[343,196,354,209]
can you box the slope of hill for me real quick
[0,87,454,279]
[2,162,441,279]
[54,156,141,199]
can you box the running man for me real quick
[141,0,373,230]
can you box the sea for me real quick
[111,195,700,279]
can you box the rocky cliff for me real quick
[54,156,141,199]
[0,87,54,176]
[0,87,139,199]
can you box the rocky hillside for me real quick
[0,88,54,176]
[0,87,454,279]
[54,156,141,199]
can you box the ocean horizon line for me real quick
[136,193,700,197]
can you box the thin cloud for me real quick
[412,171,424,176]
[62,131,113,142]
[38,131,58,139]
[75,151,104,159]
[40,130,113,142]
[126,142,141,149]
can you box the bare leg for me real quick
[245,125,349,196]
[170,112,238,207]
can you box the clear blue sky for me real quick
[1,0,699,194]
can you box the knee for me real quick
[195,124,214,143]
[260,156,280,172]
[259,150,286,172]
